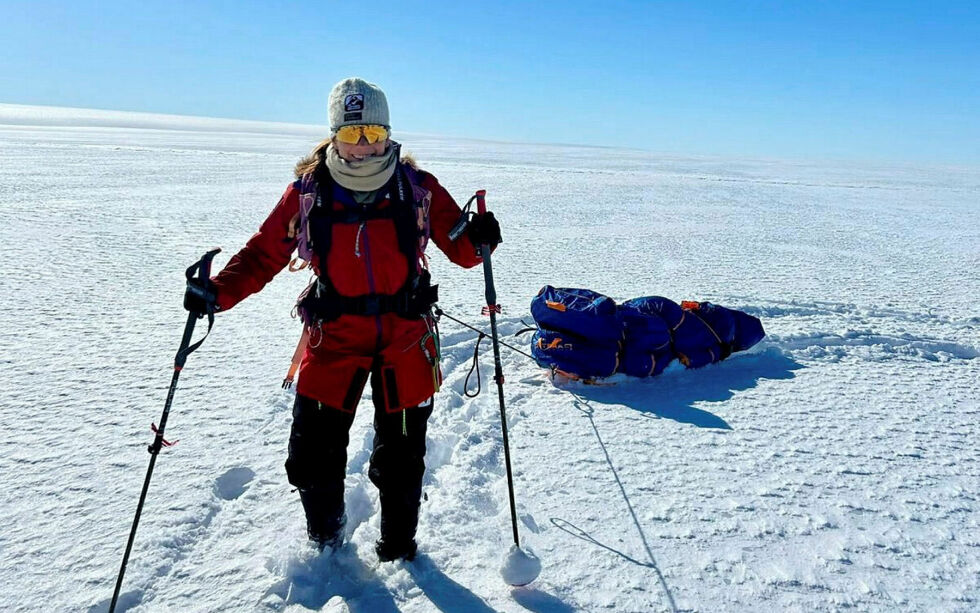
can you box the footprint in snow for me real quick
[214,466,256,501]
[521,513,541,534]
[86,589,142,613]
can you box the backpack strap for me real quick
[295,152,433,269]
[293,153,438,323]
[402,163,433,258]
[296,175,317,262]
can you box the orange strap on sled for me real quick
[282,327,311,389]
[683,302,724,346]
[537,337,565,351]
[549,367,616,386]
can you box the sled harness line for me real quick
[433,307,535,361]
[463,331,487,398]
[430,307,628,389]
[431,307,541,398]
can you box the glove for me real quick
[184,277,218,315]
[467,211,502,248]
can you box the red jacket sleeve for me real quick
[423,172,488,269]
[211,183,300,311]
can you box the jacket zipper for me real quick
[359,206,384,352]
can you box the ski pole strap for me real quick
[463,332,486,398]
[176,312,213,367]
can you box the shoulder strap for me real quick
[296,160,433,300]
[296,174,317,262]
[401,163,433,261]
[392,165,423,286]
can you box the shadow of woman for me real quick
[262,545,399,612]
[567,347,803,429]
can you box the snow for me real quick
[500,546,542,587]
[0,103,978,612]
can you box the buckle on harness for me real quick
[362,295,383,316]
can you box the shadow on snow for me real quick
[553,399,680,612]
[565,347,803,430]
[407,554,496,612]
[511,586,578,613]
[409,553,574,613]
[545,349,802,612]
[263,545,399,612]
[264,548,527,612]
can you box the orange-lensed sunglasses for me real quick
[335,124,390,144]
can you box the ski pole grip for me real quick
[475,190,487,215]
[186,247,222,285]
[199,247,221,282]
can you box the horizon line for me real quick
[1,101,977,172]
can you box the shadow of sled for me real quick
[536,349,802,613]
[564,347,803,430]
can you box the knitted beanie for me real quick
[328,78,390,132]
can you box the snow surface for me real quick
[1,103,978,612]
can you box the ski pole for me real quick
[474,191,522,546]
[473,192,541,586]
[109,248,220,613]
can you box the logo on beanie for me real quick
[344,94,364,112]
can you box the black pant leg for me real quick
[285,393,356,541]
[368,368,434,544]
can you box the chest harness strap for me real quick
[297,161,438,323]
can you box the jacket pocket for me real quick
[378,332,441,413]
[296,352,374,413]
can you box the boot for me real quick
[375,536,417,562]
[298,487,346,551]
[310,512,346,552]
[374,496,419,561]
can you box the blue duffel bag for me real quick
[619,296,676,377]
[531,328,619,379]
[697,302,766,352]
[619,345,675,378]
[619,296,675,351]
[530,286,624,346]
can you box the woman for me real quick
[185,78,501,561]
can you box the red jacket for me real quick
[212,166,484,412]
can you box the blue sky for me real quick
[2,1,978,163]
